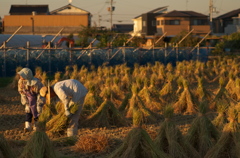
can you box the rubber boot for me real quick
[24,121,31,133]
[67,128,78,137]
[33,121,38,131]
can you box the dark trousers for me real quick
[25,112,38,122]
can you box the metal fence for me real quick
[0,47,209,77]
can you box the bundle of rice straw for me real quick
[173,78,198,114]
[126,83,158,123]
[0,134,16,158]
[195,77,213,103]
[139,79,161,112]
[109,106,168,158]
[81,97,129,128]
[159,72,176,103]
[204,107,240,158]
[185,101,219,157]
[118,92,132,112]
[212,101,228,130]
[46,102,78,137]
[20,131,56,158]
[210,77,237,110]
[82,83,102,115]
[154,105,201,158]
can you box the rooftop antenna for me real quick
[186,0,188,10]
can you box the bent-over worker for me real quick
[39,79,88,137]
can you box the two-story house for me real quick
[132,6,168,36]
[213,8,240,35]
[3,3,91,35]
[156,10,210,36]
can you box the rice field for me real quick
[0,56,240,158]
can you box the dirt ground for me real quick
[0,85,209,158]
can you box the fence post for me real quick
[164,42,167,65]
[3,41,6,77]
[48,42,51,75]
[26,41,30,67]
[176,43,179,62]
[123,42,126,63]
[152,43,155,63]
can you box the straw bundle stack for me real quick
[0,134,16,158]
[154,105,201,158]
[185,102,219,157]
[20,131,56,158]
[204,107,240,158]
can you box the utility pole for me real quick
[209,0,218,33]
[209,0,213,32]
[107,0,115,30]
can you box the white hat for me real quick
[17,68,33,80]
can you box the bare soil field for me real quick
[0,85,200,158]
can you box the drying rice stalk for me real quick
[50,71,62,85]
[108,127,168,158]
[82,83,102,115]
[195,77,213,102]
[212,101,228,130]
[81,86,129,127]
[20,131,56,158]
[0,134,16,158]
[154,105,201,158]
[81,99,129,128]
[185,102,219,157]
[204,107,240,158]
[210,77,237,110]
[139,79,161,112]
[46,102,78,137]
[173,78,198,114]
[126,84,158,123]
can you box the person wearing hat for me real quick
[39,79,88,137]
[18,67,45,132]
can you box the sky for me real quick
[1,0,240,28]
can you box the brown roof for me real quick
[157,10,208,18]
[9,5,49,15]
[215,8,240,19]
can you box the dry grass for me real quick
[73,133,110,153]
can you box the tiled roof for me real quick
[157,10,208,17]
[215,8,240,19]
[9,5,49,14]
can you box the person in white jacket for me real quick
[18,68,45,132]
[39,79,88,137]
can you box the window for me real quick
[157,20,161,26]
[164,20,180,25]
[152,20,156,26]
[191,19,208,25]
[143,21,146,27]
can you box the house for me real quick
[3,3,91,35]
[112,24,133,33]
[132,6,168,36]
[156,10,210,36]
[213,8,240,35]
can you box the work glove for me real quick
[65,109,73,118]
[37,105,43,114]
[25,105,31,113]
